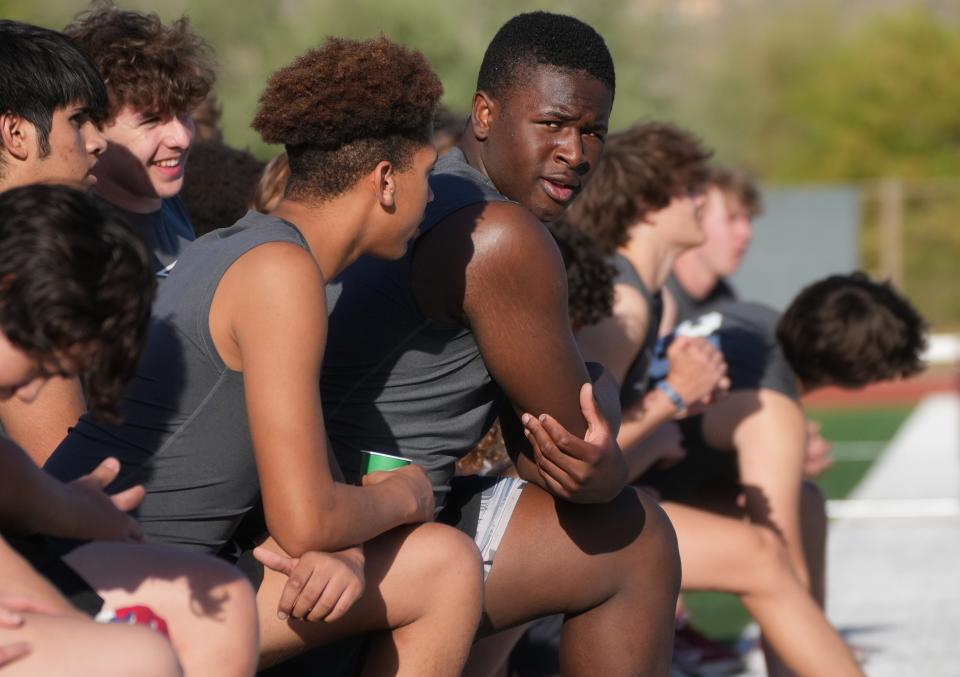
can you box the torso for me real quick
[43,212,309,555]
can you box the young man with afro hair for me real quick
[321,12,682,675]
[45,36,484,674]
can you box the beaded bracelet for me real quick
[656,380,686,413]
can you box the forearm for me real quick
[0,377,85,466]
[0,537,76,612]
[0,442,75,537]
[267,479,418,557]
[618,388,678,456]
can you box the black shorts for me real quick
[7,534,103,616]
[637,415,740,503]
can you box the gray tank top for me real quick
[664,273,736,323]
[322,148,511,506]
[44,211,309,554]
[611,254,663,408]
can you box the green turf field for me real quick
[682,405,914,642]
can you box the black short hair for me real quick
[547,217,616,329]
[777,272,927,390]
[0,20,107,164]
[477,12,615,101]
[0,185,154,420]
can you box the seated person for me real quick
[564,123,872,674]
[46,36,483,674]
[0,183,258,675]
[321,12,681,676]
[0,6,214,463]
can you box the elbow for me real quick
[265,510,350,558]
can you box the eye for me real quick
[70,112,89,128]
[540,120,562,129]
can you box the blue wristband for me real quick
[656,380,686,412]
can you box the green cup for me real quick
[359,450,411,474]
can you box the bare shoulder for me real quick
[412,200,565,321]
[224,240,325,309]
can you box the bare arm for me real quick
[216,243,431,558]
[0,378,85,466]
[0,438,143,542]
[0,537,75,613]
[413,202,626,502]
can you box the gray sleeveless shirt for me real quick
[44,211,309,554]
[611,254,664,408]
[322,148,511,506]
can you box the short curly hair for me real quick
[64,1,216,120]
[568,121,712,254]
[777,273,927,390]
[180,141,265,237]
[252,36,442,202]
[547,217,615,329]
[477,12,615,101]
[0,185,155,421]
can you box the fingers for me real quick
[85,457,121,488]
[110,484,146,513]
[0,596,61,619]
[0,642,30,667]
[292,567,329,621]
[0,607,23,629]
[252,546,295,576]
[323,579,363,623]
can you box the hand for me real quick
[803,420,834,478]
[58,458,145,542]
[665,336,729,414]
[0,596,64,628]
[362,463,435,524]
[254,545,365,623]
[0,596,68,669]
[521,383,628,503]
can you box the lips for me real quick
[541,177,579,204]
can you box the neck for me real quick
[93,178,161,214]
[270,193,372,282]
[617,224,683,293]
[673,250,722,301]
[458,137,491,184]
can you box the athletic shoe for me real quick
[672,620,745,676]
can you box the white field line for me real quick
[828,441,886,461]
[827,497,960,519]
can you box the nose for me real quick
[85,122,107,157]
[556,128,587,172]
[163,114,195,150]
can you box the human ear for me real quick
[0,113,33,161]
[470,91,497,142]
[373,160,397,210]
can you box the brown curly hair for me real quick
[252,36,442,201]
[64,1,216,120]
[568,121,712,254]
[0,185,154,421]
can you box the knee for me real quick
[409,523,484,606]
[747,525,795,596]
[610,489,681,595]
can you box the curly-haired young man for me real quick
[64,1,215,277]
[0,183,258,676]
[46,36,484,674]
[320,12,682,675]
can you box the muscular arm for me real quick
[216,243,426,558]
[413,202,625,501]
[0,378,85,466]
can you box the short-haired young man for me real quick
[665,165,760,321]
[322,12,681,674]
[64,2,215,276]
